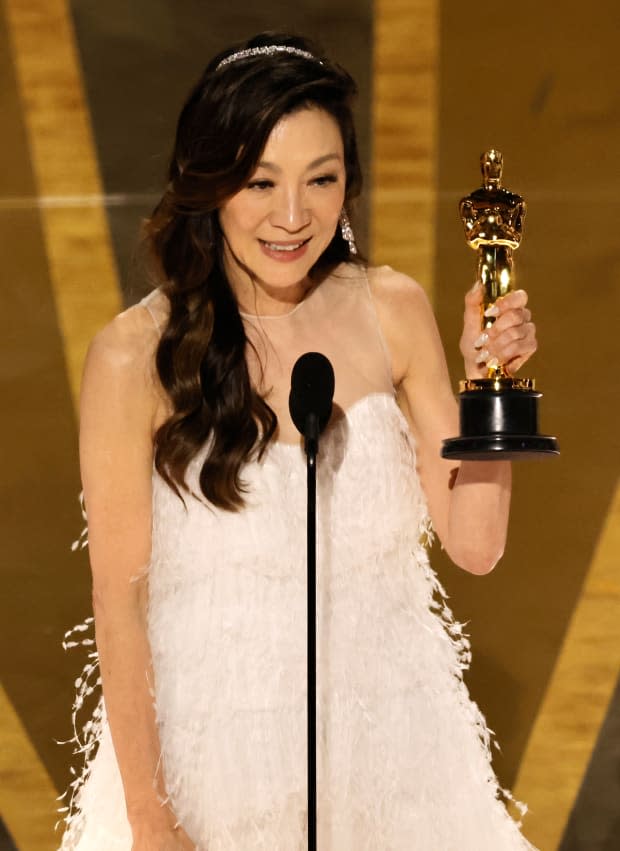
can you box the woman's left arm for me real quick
[369,268,537,575]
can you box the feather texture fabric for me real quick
[59,268,536,849]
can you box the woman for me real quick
[60,31,538,851]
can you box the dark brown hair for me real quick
[145,32,363,509]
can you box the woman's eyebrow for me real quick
[256,153,343,172]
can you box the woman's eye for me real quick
[247,179,273,191]
[311,174,338,187]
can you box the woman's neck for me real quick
[225,259,315,317]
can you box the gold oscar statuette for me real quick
[441,150,559,460]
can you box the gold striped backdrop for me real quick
[1,0,618,848]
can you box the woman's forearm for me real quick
[445,460,512,575]
[93,586,174,828]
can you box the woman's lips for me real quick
[258,238,311,262]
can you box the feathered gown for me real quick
[59,264,536,850]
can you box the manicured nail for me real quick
[484,304,500,317]
[470,280,482,293]
[475,349,489,364]
[487,356,499,368]
[474,332,489,348]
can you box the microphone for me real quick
[289,352,335,456]
[290,354,334,844]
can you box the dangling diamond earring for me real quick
[339,208,358,256]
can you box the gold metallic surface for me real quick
[459,151,528,381]
[372,0,439,298]
[459,376,535,393]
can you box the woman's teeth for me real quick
[262,240,307,252]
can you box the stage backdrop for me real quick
[0,1,618,849]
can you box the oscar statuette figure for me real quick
[441,150,559,460]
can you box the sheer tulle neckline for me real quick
[269,391,400,450]
[238,280,320,321]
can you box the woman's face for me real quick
[219,107,346,312]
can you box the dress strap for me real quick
[139,289,162,332]
[361,266,396,392]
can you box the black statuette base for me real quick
[441,386,559,461]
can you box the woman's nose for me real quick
[270,189,311,231]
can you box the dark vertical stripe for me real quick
[559,674,620,850]
[0,817,18,851]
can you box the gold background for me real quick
[1,0,618,848]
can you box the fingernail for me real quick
[484,304,500,317]
[470,280,482,293]
[475,349,489,364]
[474,332,489,348]
[487,357,499,368]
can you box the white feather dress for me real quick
[59,264,536,850]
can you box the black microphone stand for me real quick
[289,351,334,851]
[304,413,319,851]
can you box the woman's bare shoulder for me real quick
[88,290,168,368]
[366,265,430,313]
[82,292,169,416]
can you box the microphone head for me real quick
[289,352,335,437]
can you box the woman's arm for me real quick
[80,306,195,848]
[369,267,536,575]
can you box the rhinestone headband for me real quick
[216,45,323,71]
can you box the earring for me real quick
[339,208,358,256]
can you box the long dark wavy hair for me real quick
[145,32,363,510]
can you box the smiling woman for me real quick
[142,35,363,513]
[219,109,346,312]
[59,30,540,851]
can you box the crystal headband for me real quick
[216,45,323,71]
